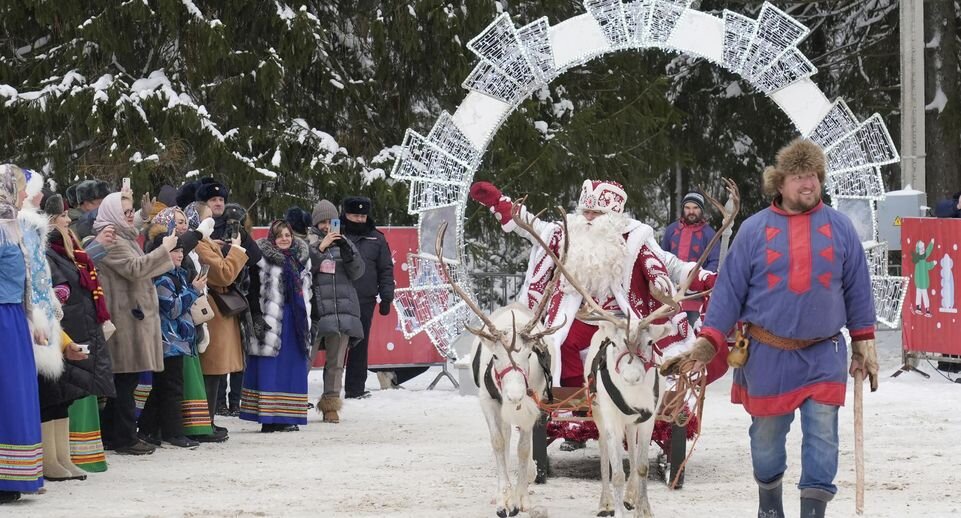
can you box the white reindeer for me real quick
[513,180,739,518]
[436,223,565,517]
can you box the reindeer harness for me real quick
[588,338,659,424]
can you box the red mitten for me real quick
[469,181,503,207]
[689,269,716,291]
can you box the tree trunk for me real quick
[924,0,961,199]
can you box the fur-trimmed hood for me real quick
[257,237,310,268]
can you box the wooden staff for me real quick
[854,370,865,515]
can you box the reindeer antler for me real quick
[435,222,508,347]
[520,203,570,340]
[511,205,629,332]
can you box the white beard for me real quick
[562,212,628,299]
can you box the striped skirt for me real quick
[182,354,212,435]
[0,303,44,492]
[240,304,308,425]
[68,395,107,472]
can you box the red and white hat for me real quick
[577,179,627,214]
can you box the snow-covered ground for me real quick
[10,329,961,517]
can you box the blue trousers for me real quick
[749,398,839,497]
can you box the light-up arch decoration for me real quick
[390,1,907,359]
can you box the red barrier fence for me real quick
[250,226,444,367]
[900,218,961,357]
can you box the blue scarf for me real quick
[280,246,309,354]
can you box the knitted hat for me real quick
[195,177,229,202]
[681,192,705,211]
[285,206,311,235]
[343,196,371,215]
[577,180,627,214]
[311,199,338,225]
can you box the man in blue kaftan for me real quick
[661,139,879,518]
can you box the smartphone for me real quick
[330,218,341,233]
[167,218,177,236]
[199,264,210,277]
[76,343,90,354]
[122,177,131,192]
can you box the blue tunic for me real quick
[701,202,875,416]
[0,242,44,492]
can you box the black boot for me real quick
[800,497,827,518]
[757,479,784,518]
[0,491,21,504]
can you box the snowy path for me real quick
[10,330,961,517]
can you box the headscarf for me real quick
[0,164,24,243]
[152,206,185,234]
[93,192,137,239]
[185,202,203,230]
[48,227,111,324]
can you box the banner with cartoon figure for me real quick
[901,218,961,356]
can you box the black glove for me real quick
[379,299,392,316]
[253,315,271,341]
[336,238,354,260]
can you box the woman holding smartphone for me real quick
[307,200,365,423]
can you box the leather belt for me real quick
[747,324,838,351]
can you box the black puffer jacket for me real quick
[341,217,394,305]
[307,227,365,343]
[45,242,116,399]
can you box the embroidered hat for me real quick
[577,180,627,214]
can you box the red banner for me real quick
[900,218,961,356]
[250,226,443,367]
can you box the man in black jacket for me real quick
[341,196,394,399]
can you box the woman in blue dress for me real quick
[0,164,44,503]
[240,220,312,432]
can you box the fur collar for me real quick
[257,237,309,267]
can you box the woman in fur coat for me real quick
[45,191,115,474]
[240,220,312,432]
[0,164,44,504]
[16,172,92,482]
[89,192,177,455]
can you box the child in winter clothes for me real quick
[138,234,207,448]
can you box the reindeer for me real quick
[435,222,565,518]
[512,179,740,518]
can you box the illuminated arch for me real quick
[389,1,905,358]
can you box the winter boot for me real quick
[318,395,342,423]
[757,478,784,518]
[799,488,832,518]
[53,419,87,479]
[800,498,827,518]
[41,421,78,481]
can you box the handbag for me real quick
[209,287,249,317]
[190,294,216,324]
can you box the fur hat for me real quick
[312,199,339,225]
[74,179,111,205]
[577,180,627,214]
[285,206,311,235]
[22,169,44,198]
[65,184,79,207]
[176,181,198,209]
[681,192,705,211]
[41,189,66,217]
[195,177,229,202]
[343,196,371,215]
[763,139,827,197]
